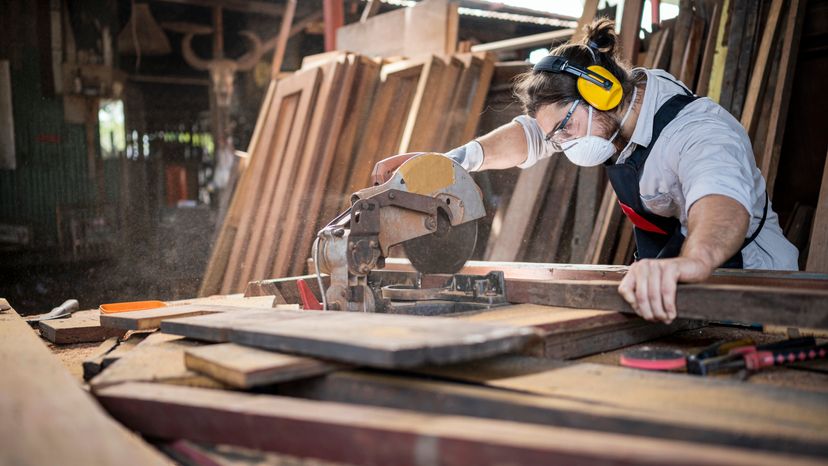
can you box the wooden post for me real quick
[271,0,296,79]
[323,0,344,51]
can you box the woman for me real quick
[375,19,798,324]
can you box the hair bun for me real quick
[583,18,618,57]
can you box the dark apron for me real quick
[604,92,767,268]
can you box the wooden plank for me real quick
[523,157,578,262]
[486,158,555,261]
[740,0,785,138]
[678,15,706,90]
[806,150,828,272]
[470,29,573,54]
[161,309,540,368]
[505,279,828,329]
[729,0,760,119]
[99,299,277,331]
[89,334,225,391]
[38,309,126,344]
[619,0,646,63]
[97,382,823,466]
[759,0,806,193]
[585,185,624,264]
[184,342,344,388]
[397,55,449,153]
[695,1,721,96]
[318,55,381,224]
[376,258,828,289]
[232,66,323,291]
[459,52,495,143]
[337,0,458,57]
[199,81,277,296]
[718,0,748,113]
[0,301,168,466]
[277,368,828,458]
[570,166,604,264]
[706,0,731,102]
[282,57,356,278]
[341,59,425,207]
[669,0,695,78]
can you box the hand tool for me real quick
[687,337,821,375]
[313,153,486,312]
[25,299,80,325]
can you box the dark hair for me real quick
[514,19,635,117]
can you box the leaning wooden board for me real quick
[161,309,540,368]
[96,382,822,466]
[0,300,168,465]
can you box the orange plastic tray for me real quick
[99,300,167,314]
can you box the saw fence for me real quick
[200,51,495,296]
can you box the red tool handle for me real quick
[743,343,828,370]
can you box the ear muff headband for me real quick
[532,55,624,111]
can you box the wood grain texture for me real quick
[806,150,828,273]
[89,334,225,391]
[199,81,277,296]
[278,367,828,458]
[759,0,806,193]
[161,309,540,368]
[99,297,277,331]
[486,158,555,261]
[38,309,125,344]
[0,301,168,466]
[185,342,344,388]
[740,0,785,138]
[336,0,457,57]
[505,278,828,329]
[96,381,822,466]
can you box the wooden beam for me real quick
[470,29,574,54]
[275,367,828,457]
[270,0,296,78]
[740,0,784,138]
[619,0,646,63]
[505,279,828,329]
[0,301,168,465]
[153,0,283,16]
[323,0,344,51]
[96,382,821,466]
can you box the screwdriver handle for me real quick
[743,343,828,371]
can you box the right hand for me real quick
[370,153,423,186]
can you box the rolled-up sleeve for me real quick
[674,121,755,217]
[513,115,558,169]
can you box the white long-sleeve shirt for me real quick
[513,68,799,270]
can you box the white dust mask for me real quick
[561,87,637,167]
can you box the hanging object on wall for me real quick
[117,1,172,67]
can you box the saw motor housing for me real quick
[313,153,485,312]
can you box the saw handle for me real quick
[370,153,422,186]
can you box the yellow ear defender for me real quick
[532,56,624,111]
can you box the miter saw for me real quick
[312,152,503,313]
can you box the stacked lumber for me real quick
[484,0,814,265]
[62,275,828,464]
[200,51,495,295]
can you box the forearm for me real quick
[476,122,529,170]
[681,194,750,271]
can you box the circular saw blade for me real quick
[402,217,477,275]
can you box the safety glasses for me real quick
[545,99,580,152]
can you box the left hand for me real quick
[617,257,713,324]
